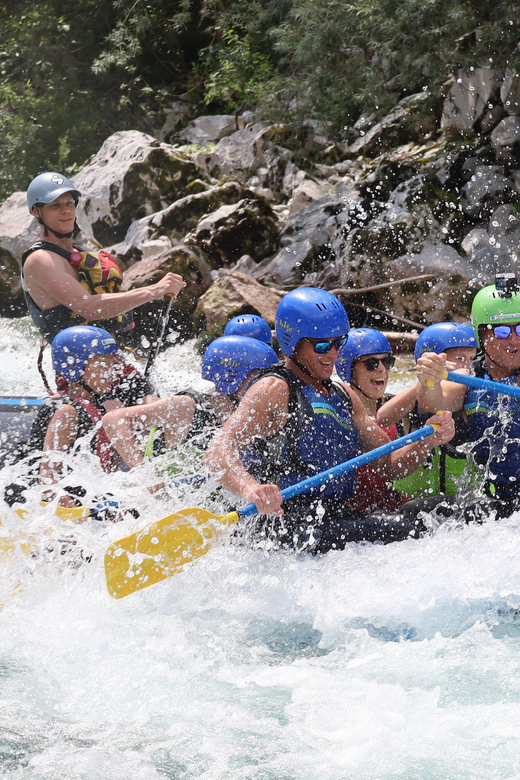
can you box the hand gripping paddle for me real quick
[104,424,438,599]
[428,370,520,399]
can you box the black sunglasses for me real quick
[358,356,395,371]
[492,324,520,339]
[303,336,348,354]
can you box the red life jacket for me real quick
[31,391,116,473]
[346,421,404,513]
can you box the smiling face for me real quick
[481,322,520,378]
[350,353,391,400]
[33,192,76,235]
[293,338,342,382]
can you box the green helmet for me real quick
[471,284,520,346]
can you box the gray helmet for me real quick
[27,172,81,214]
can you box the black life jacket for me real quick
[244,364,354,485]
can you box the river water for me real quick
[1,318,520,780]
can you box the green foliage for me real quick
[201,28,274,110]
[1,0,520,202]
[0,1,136,199]
[268,0,520,130]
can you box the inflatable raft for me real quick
[0,397,45,468]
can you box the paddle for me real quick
[104,423,438,599]
[0,397,45,407]
[144,295,173,377]
[426,370,520,398]
[441,370,520,399]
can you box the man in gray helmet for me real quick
[22,171,186,344]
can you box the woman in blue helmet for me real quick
[29,326,123,507]
[204,288,454,552]
[378,322,476,499]
[101,336,279,494]
[335,328,405,512]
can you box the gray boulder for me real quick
[194,270,284,334]
[74,130,201,246]
[251,187,362,287]
[490,116,520,163]
[283,164,332,214]
[348,93,433,157]
[158,101,194,142]
[0,191,40,311]
[489,204,520,239]
[192,124,292,189]
[176,115,238,145]
[441,68,502,133]
[122,243,213,339]
[501,69,520,116]
[460,166,517,220]
[192,123,268,180]
[461,228,490,257]
[188,198,279,268]
[384,242,476,324]
[111,182,254,265]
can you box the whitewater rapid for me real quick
[1,317,520,780]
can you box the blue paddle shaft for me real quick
[445,370,520,399]
[0,398,45,406]
[238,424,436,518]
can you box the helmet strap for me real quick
[35,209,78,240]
[350,379,371,399]
[77,379,109,411]
[290,356,330,392]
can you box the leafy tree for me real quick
[1,0,520,201]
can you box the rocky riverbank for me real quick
[1,66,520,350]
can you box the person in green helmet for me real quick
[417,274,520,520]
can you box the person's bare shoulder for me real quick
[241,375,290,408]
[23,246,71,278]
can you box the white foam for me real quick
[1,318,520,779]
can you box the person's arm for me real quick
[204,377,290,515]
[39,404,80,489]
[102,396,196,470]
[23,250,186,319]
[347,385,455,480]
[416,352,466,413]
[376,383,418,427]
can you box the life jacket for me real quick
[242,365,362,499]
[29,391,116,473]
[345,394,404,512]
[393,401,469,499]
[463,359,520,496]
[21,240,133,342]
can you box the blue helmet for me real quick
[224,314,273,345]
[202,336,279,395]
[336,328,393,383]
[275,287,350,357]
[52,326,118,382]
[414,322,477,361]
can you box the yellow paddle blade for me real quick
[104,507,240,599]
[0,527,36,558]
[11,502,88,523]
[0,501,89,610]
